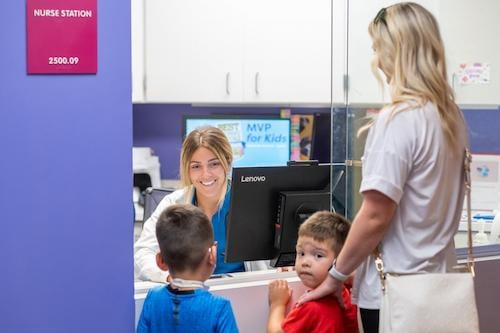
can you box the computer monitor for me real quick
[225,162,345,267]
[183,115,291,167]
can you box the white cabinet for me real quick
[241,0,332,104]
[143,0,334,105]
[346,0,500,107]
[145,0,243,103]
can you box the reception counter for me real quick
[135,256,500,333]
[134,270,306,332]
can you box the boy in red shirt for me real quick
[267,211,358,333]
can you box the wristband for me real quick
[329,259,348,282]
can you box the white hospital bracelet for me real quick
[329,259,348,282]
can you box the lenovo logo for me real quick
[240,175,266,183]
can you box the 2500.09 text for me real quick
[48,57,79,65]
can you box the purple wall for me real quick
[0,2,134,333]
[463,109,500,154]
[133,104,328,179]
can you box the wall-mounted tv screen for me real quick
[183,115,291,168]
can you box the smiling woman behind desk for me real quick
[134,126,267,283]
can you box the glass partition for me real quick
[337,0,500,256]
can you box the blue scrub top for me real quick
[193,188,244,274]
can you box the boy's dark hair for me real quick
[298,211,351,255]
[155,204,214,274]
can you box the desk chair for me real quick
[142,187,175,223]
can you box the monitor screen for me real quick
[226,163,345,266]
[183,115,291,168]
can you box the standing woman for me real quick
[135,126,267,283]
[299,3,468,333]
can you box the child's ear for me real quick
[156,253,169,271]
[208,244,217,266]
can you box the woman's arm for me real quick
[134,211,169,283]
[299,190,396,304]
[336,189,397,274]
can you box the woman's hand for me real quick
[297,274,344,308]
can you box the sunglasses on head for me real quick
[374,7,387,25]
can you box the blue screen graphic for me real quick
[185,117,291,167]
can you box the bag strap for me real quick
[375,149,475,290]
[464,149,475,276]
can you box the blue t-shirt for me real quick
[194,189,244,274]
[137,285,239,333]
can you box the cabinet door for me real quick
[145,0,243,103]
[243,0,332,104]
[439,0,500,106]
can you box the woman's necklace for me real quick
[170,278,209,290]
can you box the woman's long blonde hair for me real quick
[365,2,465,154]
[180,126,233,205]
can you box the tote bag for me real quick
[377,150,480,333]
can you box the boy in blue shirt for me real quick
[137,204,239,333]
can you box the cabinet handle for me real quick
[255,72,260,95]
[225,72,231,95]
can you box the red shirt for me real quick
[282,287,358,333]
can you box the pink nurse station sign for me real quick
[26,0,97,74]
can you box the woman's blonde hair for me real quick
[364,2,465,154]
[180,126,233,204]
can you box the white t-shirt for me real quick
[351,102,466,309]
